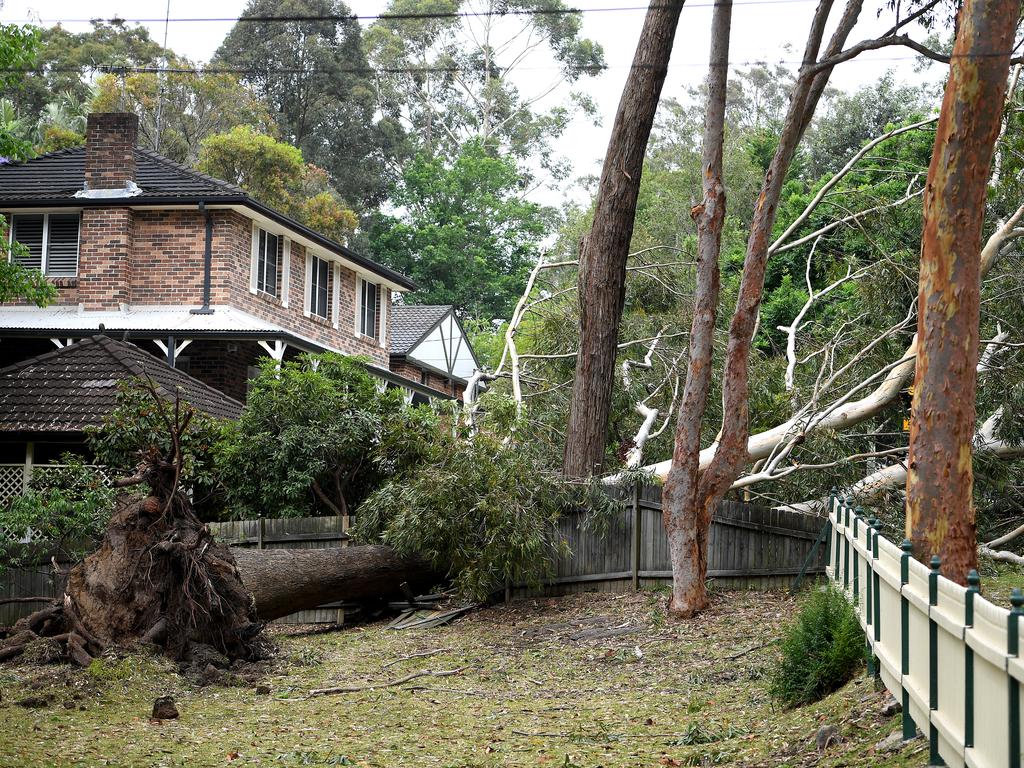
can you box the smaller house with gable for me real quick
[389,305,480,401]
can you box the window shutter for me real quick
[303,252,313,316]
[249,224,259,294]
[11,215,44,271]
[281,238,291,307]
[45,214,80,277]
[332,262,341,329]
[378,287,388,347]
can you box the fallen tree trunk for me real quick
[233,546,435,622]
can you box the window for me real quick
[359,278,379,340]
[309,256,330,319]
[9,213,80,277]
[255,228,282,297]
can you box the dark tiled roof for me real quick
[0,147,417,290]
[390,304,452,355]
[0,147,244,200]
[0,335,243,433]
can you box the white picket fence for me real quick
[828,498,1024,768]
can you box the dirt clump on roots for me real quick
[0,388,270,669]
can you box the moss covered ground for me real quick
[0,589,933,767]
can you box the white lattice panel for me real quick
[0,464,24,506]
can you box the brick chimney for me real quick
[84,112,138,190]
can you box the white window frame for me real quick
[308,254,331,321]
[250,224,283,299]
[7,211,81,277]
[356,276,381,342]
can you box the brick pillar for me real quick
[84,112,138,190]
[78,209,133,310]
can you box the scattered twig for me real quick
[0,596,54,607]
[306,667,469,697]
[403,685,487,696]
[725,638,779,660]
[381,647,454,669]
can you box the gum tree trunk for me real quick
[563,0,684,478]
[905,0,1020,582]
[662,0,865,618]
[662,0,732,618]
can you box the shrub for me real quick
[0,454,113,573]
[768,585,865,708]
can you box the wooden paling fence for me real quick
[2,486,830,625]
[519,483,828,596]
[829,496,1024,768]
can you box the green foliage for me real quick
[0,455,113,573]
[366,0,603,177]
[197,126,358,241]
[217,354,426,518]
[9,21,169,123]
[768,586,865,708]
[91,65,274,166]
[370,139,551,319]
[215,0,397,210]
[0,23,40,160]
[86,381,224,495]
[356,410,614,601]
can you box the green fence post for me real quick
[853,507,861,607]
[964,569,979,751]
[1009,588,1023,768]
[928,555,943,766]
[901,539,915,740]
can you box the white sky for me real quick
[2,0,945,206]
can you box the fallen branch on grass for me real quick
[306,666,468,697]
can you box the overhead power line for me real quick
[10,0,817,26]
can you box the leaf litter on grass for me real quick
[0,589,925,767]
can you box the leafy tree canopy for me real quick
[215,0,400,210]
[370,138,551,319]
[92,63,275,166]
[197,126,358,241]
[217,354,433,519]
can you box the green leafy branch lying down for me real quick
[355,399,618,602]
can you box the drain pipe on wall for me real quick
[190,201,215,315]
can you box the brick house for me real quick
[0,112,452,403]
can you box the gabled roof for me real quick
[390,304,453,356]
[0,148,416,291]
[0,335,243,433]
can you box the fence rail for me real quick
[828,497,1024,768]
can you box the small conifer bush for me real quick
[768,585,865,708]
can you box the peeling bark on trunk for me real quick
[563,0,684,478]
[905,0,1020,582]
[661,0,860,619]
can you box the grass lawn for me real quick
[0,589,936,768]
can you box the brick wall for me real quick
[389,358,463,400]
[78,208,133,310]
